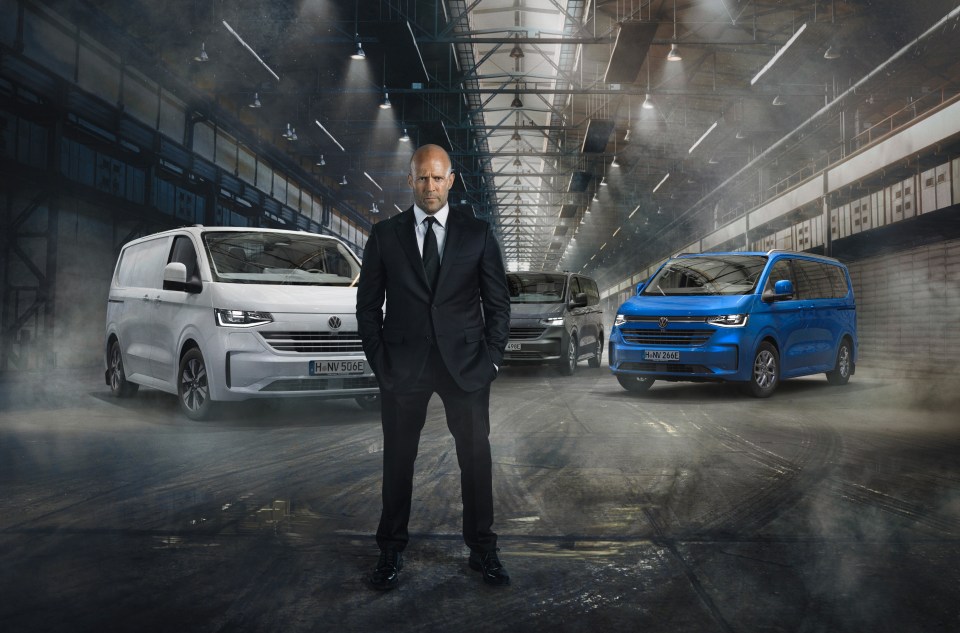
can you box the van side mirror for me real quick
[762,278,794,302]
[635,282,645,295]
[569,292,588,308]
[163,262,202,293]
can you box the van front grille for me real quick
[505,351,547,360]
[261,376,378,392]
[261,331,363,353]
[510,327,546,340]
[621,315,707,323]
[621,328,712,347]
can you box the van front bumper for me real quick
[608,326,745,381]
[502,323,566,363]
[210,330,379,401]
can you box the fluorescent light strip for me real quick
[394,204,403,213]
[750,22,807,86]
[612,227,620,237]
[688,121,718,154]
[315,120,345,152]
[222,21,280,82]
[652,172,670,193]
[406,21,430,84]
[364,172,383,191]
[628,204,641,219]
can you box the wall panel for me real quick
[848,237,960,376]
[77,36,121,104]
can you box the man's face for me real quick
[408,150,455,215]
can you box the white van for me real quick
[104,226,379,419]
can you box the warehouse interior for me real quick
[1,0,959,373]
[2,1,960,632]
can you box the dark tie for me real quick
[421,216,440,289]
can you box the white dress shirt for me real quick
[413,204,448,262]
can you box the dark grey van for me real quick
[503,271,604,375]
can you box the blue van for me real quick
[608,250,857,397]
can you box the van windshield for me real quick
[507,273,567,303]
[643,255,767,296]
[203,231,361,286]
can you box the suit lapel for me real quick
[394,207,431,289]
[435,209,464,292]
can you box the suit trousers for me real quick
[376,345,497,554]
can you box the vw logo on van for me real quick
[658,316,669,329]
[328,316,342,330]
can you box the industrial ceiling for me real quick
[55,0,960,287]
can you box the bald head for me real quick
[408,144,456,215]
[409,144,452,177]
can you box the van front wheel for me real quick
[588,336,603,368]
[826,340,852,386]
[745,341,779,398]
[560,334,578,376]
[178,348,216,420]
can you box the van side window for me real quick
[828,265,849,298]
[584,278,600,306]
[116,238,169,288]
[795,260,836,300]
[764,259,795,296]
[168,235,200,283]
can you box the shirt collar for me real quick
[413,204,449,228]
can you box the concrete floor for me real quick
[1,361,959,633]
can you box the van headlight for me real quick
[540,316,564,326]
[707,314,748,327]
[215,309,274,327]
[614,313,625,327]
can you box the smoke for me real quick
[846,237,960,409]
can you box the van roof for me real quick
[507,270,595,279]
[121,225,350,248]
[671,250,842,264]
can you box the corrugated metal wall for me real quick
[849,237,960,376]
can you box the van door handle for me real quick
[141,294,151,302]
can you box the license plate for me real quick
[644,350,680,361]
[505,342,522,351]
[310,360,365,375]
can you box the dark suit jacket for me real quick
[356,207,510,393]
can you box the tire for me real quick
[588,335,603,368]
[560,334,578,376]
[178,348,216,420]
[826,339,853,386]
[355,394,381,411]
[745,341,779,398]
[616,374,655,393]
[107,340,139,398]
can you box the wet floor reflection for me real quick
[1,365,959,632]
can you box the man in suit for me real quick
[356,144,511,589]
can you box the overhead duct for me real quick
[581,119,615,154]
[567,171,592,192]
[603,22,658,84]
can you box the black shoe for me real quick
[369,549,403,590]
[468,549,510,586]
